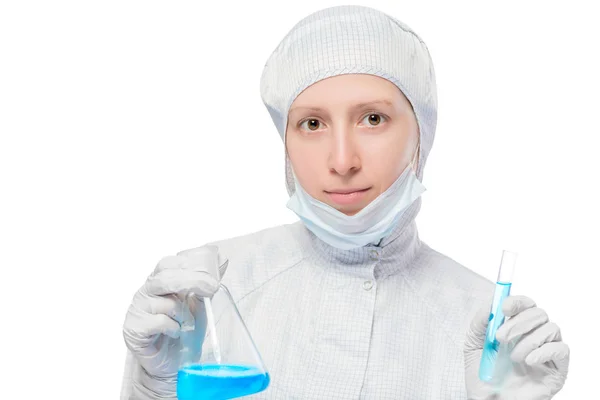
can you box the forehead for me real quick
[288,74,407,113]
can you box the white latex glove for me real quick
[123,245,228,400]
[464,295,570,400]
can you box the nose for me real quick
[327,128,361,176]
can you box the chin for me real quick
[342,209,361,216]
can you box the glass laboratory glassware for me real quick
[176,253,269,400]
[479,250,518,385]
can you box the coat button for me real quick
[369,249,379,260]
[363,280,374,291]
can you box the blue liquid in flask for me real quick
[479,281,511,382]
[177,364,270,400]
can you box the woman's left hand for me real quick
[464,295,570,400]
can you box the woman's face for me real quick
[286,74,420,216]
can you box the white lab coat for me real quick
[120,198,494,399]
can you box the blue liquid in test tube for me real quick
[479,250,518,383]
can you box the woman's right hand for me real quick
[122,245,228,398]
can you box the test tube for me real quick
[478,250,518,382]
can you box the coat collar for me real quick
[305,198,423,278]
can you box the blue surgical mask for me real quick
[286,147,426,250]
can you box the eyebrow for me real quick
[289,99,394,114]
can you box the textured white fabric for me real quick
[120,217,494,399]
[259,5,438,196]
[120,5,496,398]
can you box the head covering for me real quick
[259,4,438,197]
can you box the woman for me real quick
[121,5,569,399]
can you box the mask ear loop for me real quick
[408,136,421,171]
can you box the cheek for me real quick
[287,139,325,194]
[361,136,410,190]
[368,154,399,191]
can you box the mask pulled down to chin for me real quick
[286,154,426,250]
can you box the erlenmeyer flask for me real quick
[176,250,269,400]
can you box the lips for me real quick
[325,187,370,194]
[324,187,371,206]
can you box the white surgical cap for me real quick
[259,4,438,196]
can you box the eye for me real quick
[299,118,322,132]
[361,113,386,127]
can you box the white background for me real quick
[1,1,597,398]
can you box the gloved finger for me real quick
[177,245,228,279]
[496,306,548,343]
[152,255,186,275]
[465,303,492,351]
[501,295,536,318]
[124,302,182,340]
[144,313,182,339]
[145,269,219,297]
[147,294,195,330]
[525,341,570,373]
[509,321,562,364]
[177,245,220,269]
